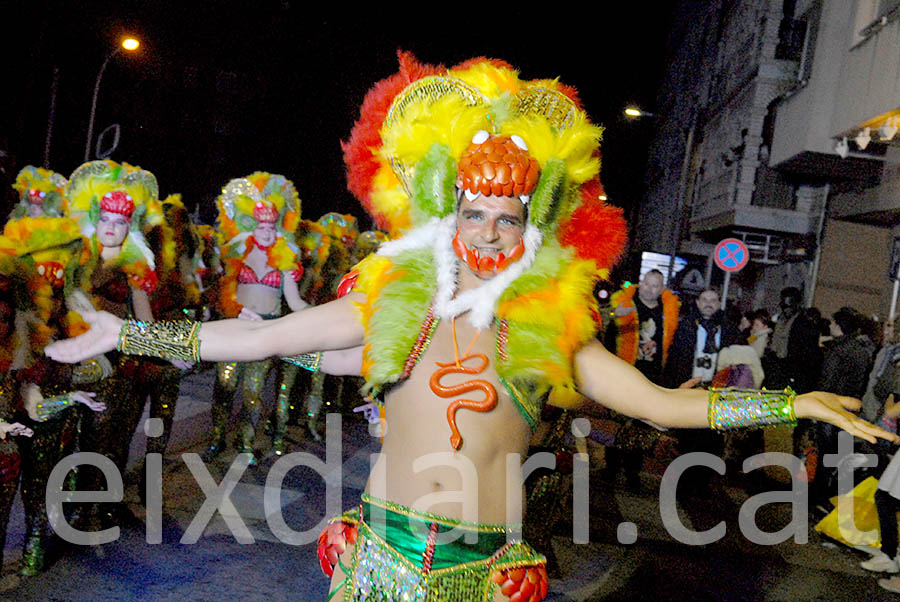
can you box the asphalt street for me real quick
[1,368,896,601]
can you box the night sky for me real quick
[3,1,673,227]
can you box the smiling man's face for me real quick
[454,194,526,280]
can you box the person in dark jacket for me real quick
[664,289,742,496]
[813,307,876,509]
[663,289,742,389]
[763,287,822,393]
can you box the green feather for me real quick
[529,158,567,231]
[411,143,457,225]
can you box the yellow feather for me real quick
[450,62,521,99]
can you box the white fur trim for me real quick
[438,219,542,330]
[375,216,543,331]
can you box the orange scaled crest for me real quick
[456,134,540,200]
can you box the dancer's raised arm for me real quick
[45,292,366,364]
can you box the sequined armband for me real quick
[117,320,201,362]
[708,387,797,430]
[34,393,75,422]
[281,352,321,373]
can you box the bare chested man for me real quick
[46,59,894,601]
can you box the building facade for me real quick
[637,0,900,321]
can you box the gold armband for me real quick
[708,387,796,431]
[117,320,201,362]
[281,352,322,373]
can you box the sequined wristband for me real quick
[35,394,74,422]
[117,319,201,362]
[708,387,797,431]
[281,352,322,373]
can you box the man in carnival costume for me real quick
[208,173,306,462]
[47,54,896,601]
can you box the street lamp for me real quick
[624,106,657,119]
[84,36,140,162]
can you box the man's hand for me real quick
[795,391,899,444]
[45,310,123,364]
[0,422,33,439]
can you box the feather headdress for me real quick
[11,166,69,218]
[342,53,629,406]
[67,160,165,293]
[214,172,303,317]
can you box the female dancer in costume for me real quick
[67,160,167,527]
[9,165,68,219]
[208,173,305,462]
[0,270,34,571]
[0,211,106,575]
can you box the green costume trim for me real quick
[333,494,544,602]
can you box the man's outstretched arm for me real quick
[45,292,367,364]
[574,341,896,444]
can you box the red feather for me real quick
[558,178,628,271]
[341,50,442,227]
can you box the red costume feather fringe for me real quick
[341,50,442,229]
[558,178,627,271]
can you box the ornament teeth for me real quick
[510,135,528,151]
[472,130,490,144]
[464,189,479,202]
[519,195,530,204]
[38,265,45,275]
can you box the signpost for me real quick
[713,238,749,310]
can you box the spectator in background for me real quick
[664,289,742,495]
[813,307,876,510]
[664,289,742,388]
[763,287,821,393]
[862,316,900,422]
[604,270,680,489]
[747,309,772,358]
[819,307,875,398]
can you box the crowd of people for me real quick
[598,269,900,592]
[1,54,893,600]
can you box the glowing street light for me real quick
[84,36,141,162]
[624,106,656,118]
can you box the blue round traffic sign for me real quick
[714,238,749,272]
